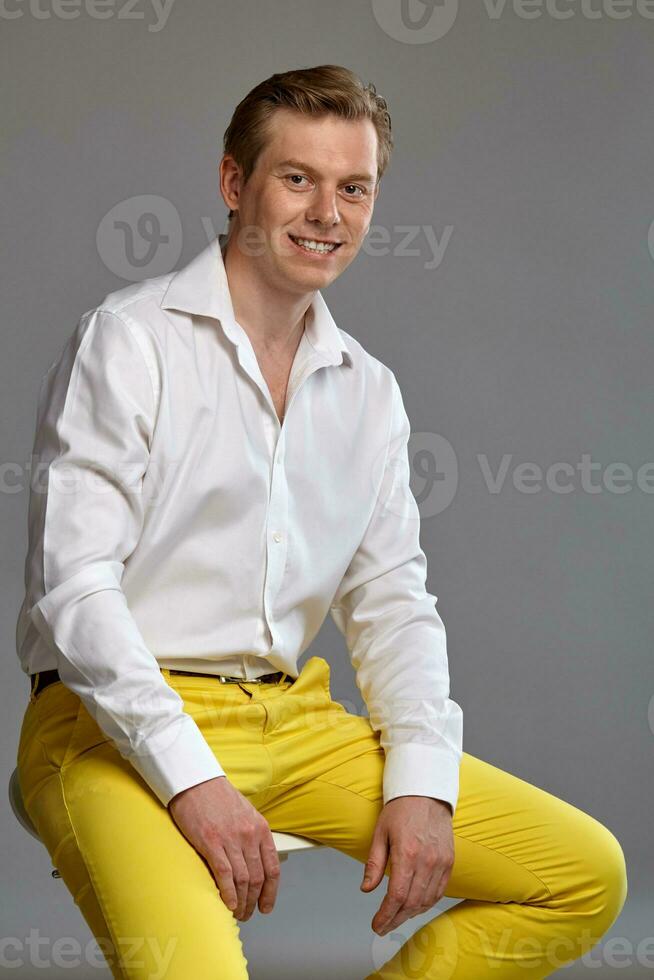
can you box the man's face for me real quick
[222,108,380,293]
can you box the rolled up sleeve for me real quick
[330,374,463,814]
[27,308,224,807]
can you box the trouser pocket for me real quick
[23,681,110,772]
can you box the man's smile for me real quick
[287,233,343,257]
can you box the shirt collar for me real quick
[160,233,352,367]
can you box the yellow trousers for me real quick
[16,655,627,979]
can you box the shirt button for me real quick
[272,532,282,543]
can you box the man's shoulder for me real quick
[86,270,174,327]
[65,273,173,398]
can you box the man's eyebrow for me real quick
[275,158,377,185]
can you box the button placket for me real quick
[264,458,288,625]
[261,353,330,651]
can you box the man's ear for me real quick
[219,154,242,214]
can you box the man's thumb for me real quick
[360,838,387,891]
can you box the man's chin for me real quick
[278,259,343,290]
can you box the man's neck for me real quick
[221,231,310,359]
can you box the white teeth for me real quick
[291,236,337,253]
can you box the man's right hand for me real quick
[168,775,281,920]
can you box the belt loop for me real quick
[29,672,40,704]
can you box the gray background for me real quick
[2,1,652,977]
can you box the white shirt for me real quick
[15,233,463,812]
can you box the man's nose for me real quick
[305,189,341,229]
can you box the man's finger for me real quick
[373,865,415,934]
[402,872,433,916]
[435,864,452,904]
[258,837,281,913]
[382,872,436,933]
[209,845,238,911]
[224,846,250,918]
[242,847,265,920]
[423,871,444,912]
[361,829,389,891]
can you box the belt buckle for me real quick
[219,674,260,684]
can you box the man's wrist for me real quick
[388,794,453,817]
[168,774,226,809]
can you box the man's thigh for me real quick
[18,691,252,980]
[258,671,622,914]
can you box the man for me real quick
[16,65,627,979]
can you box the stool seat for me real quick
[8,767,321,872]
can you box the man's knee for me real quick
[577,819,628,937]
[595,826,628,927]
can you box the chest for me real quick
[257,354,295,424]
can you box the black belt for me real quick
[30,666,291,699]
[29,669,62,699]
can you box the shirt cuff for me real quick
[125,712,226,808]
[382,741,461,816]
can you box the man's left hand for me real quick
[360,796,454,936]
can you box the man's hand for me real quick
[168,776,281,921]
[360,796,454,936]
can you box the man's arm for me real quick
[330,372,463,815]
[23,308,224,806]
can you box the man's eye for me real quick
[287,175,309,186]
[343,185,365,198]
